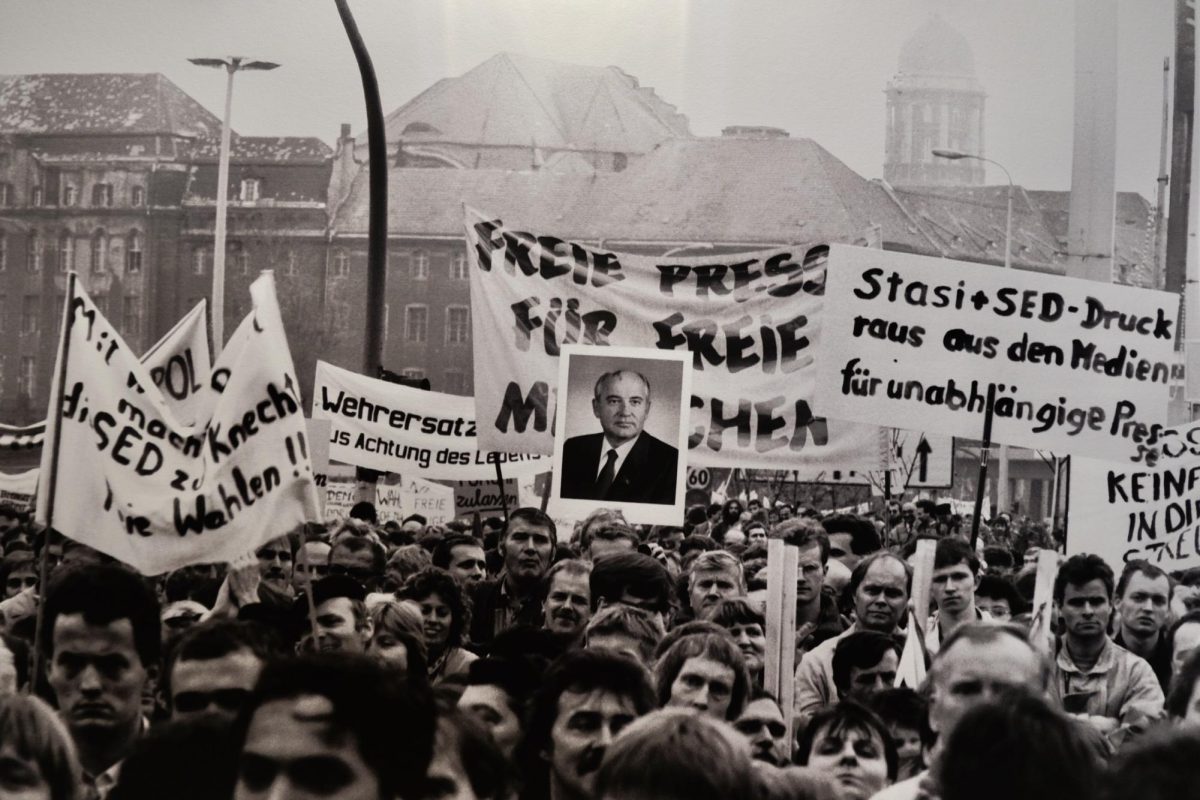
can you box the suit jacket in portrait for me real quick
[559,432,678,505]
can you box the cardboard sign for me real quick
[323,479,359,523]
[1069,418,1200,571]
[311,360,548,481]
[36,275,320,575]
[452,478,518,518]
[814,245,1178,461]
[465,209,886,472]
[377,477,455,525]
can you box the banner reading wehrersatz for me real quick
[465,208,886,471]
[311,360,549,480]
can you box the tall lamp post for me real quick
[188,56,279,350]
[932,148,1014,518]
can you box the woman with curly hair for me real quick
[398,566,478,684]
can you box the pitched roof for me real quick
[379,53,690,153]
[0,73,222,137]
[1026,190,1157,285]
[187,136,333,162]
[331,137,932,252]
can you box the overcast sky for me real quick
[0,0,1176,195]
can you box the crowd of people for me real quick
[1,495,1200,799]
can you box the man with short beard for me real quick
[518,649,656,800]
[254,536,294,598]
[543,559,593,642]
[470,508,557,647]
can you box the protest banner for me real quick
[813,245,1178,462]
[36,274,320,575]
[312,360,548,481]
[323,478,359,523]
[377,477,455,525]
[464,209,886,472]
[452,478,518,518]
[1068,417,1200,572]
[0,469,38,511]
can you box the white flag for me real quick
[36,274,319,574]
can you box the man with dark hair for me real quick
[1114,560,1173,691]
[733,689,790,766]
[590,551,672,621]
[1052,554,1164,739]
[431,533,487,588]
[983,546,1015,577]
[795,552,910,723]
[518,648,656,800]
[976,575,1023,622]
[231,653,435,800]
[775,517,846,644]
[328,535,386,591]
[832,631,902,700]
[656,631,750,721]
[470,507,557,647]
[299,575,373,653]
[40,562,161,796]
[457,657,539,761]
[926,537,985,654]
[348,500,378,525]
[166,619,274,722]
[821,514,881,571]
[559,369,679,506]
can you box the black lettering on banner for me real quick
[689,394,828,453]
[173,465,282,535]
[494,382,548,433]
[474,220,625,287]
[510,297,616,355]
[151,349,202,401]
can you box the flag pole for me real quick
[30,273,77,691]
[970,384,998,549]
[494,461,509,523]
[295,538,321,646]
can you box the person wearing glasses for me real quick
[165,619,274,723]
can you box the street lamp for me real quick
[933,148,1015,518]
[188,56,280,349]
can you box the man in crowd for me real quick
[872,622,1050,800]
[832,631,902,700]
[580,520,640,562]
[431,533,488,588]
[733,689,791,766]
[1051,554,1164,740]
[822,514,882,571]
[686,550,745,619]
[976,574,1022,622]
[795,552,910,721]
[520,648,657,800]
[543,559,593,643]
[291,539,330,591]
[777,518,847,644]
[926,537,986,654]
[303,575,373,653]
[590,550,673,627]
[232,654,434,800]
[585,604,664,670]
[656,631,750,721]
[328,535,386,592]
[254,536,294,598]
[166,619,272,721]
[40,562,160,797]
[1113,560,1173,692]
[470,507,557,647]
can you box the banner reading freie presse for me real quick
[1069,421,1200,572]
[36,274,320,575]
[311,360,548,480]
[465,209,886,471]
[813,245,1179,461]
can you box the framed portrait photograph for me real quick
[550,344,691,526]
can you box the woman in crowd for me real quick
[0,694,83,800]
[367,599,430,686]
[399,567,478,684]
[796,701,896,800]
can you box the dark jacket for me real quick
[468,575,544,650]
[559,432,678,505]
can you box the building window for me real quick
[192,246,207,276]
[333,249,350,277]
[410,250,429,280]
[0,183,11,206]
[90,230,107,273]
[59,232,73,273]
[401,367,426,381]
[30,185,42,206]
[445,305,470,344]
[63,184,78,206]
[22,297,38,334]
[123,294,141,337]
[230,241,249,275]
[92,183,113,207]
[18,357,35,400]
[28,234,42,273]
[131,186,145,207]
[450,251,468,280]
[444,369,468,395]
[404,304,428,343]
[127,231,142,273]
[285,249,299,277]
[240,178,260,202]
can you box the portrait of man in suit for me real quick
[559,369,678,505]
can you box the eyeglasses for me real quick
[733,718,787,738]
[173,688,252,714]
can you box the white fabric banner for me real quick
[36,275,320,575]
[814,245,1178,460]
[312,360,548,480]
[465,208,885,471]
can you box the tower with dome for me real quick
[884,15,986,186]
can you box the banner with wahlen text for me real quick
[312,360,548,480]
[465,209,886,471]
[813,245,1178,461]
[36,274,320,575]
